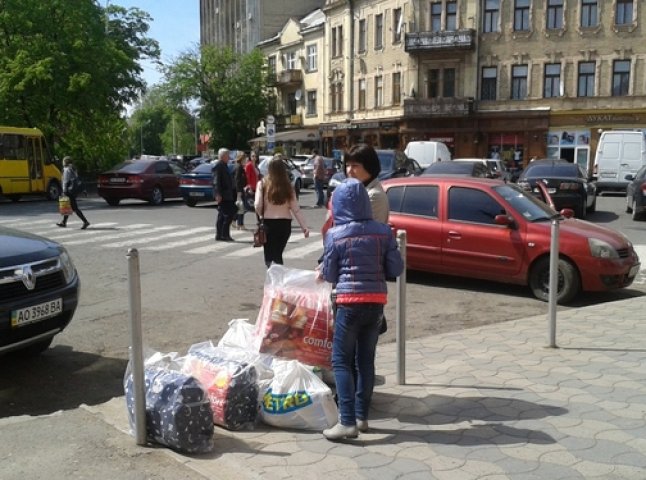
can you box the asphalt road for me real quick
[0,190,644,420]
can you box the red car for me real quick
[97,159,186,206]
[383,176,640,303]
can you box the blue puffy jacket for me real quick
[322,178,403,304]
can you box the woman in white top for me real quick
[255,155,309,267]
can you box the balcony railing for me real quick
[404,97,475,117]
[405,29,475,53]
[275,70,303,86]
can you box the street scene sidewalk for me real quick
[5,295,646,480]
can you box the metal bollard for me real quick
[126,248,146,445]
[547,215,560,348]
[396,230,407,385]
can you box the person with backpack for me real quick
[56,156,90,229]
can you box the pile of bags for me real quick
[123,265,337,453]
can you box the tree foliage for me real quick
[0,0,159,172]
[164,46,269,151]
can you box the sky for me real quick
[109,1,200,87]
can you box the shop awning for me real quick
[249,128,320,144]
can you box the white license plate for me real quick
[11,298,63,327]
[629,264,640,278]
[109,178,126,183]
[548,188,556,194]
[189,191,205,197]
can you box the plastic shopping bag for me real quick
[123,350,214,454]
[58,195,72,215]
[260,359,338,430]
[254,264,334,369]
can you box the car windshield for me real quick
[193,163,213,174]
[523,164,578,178]
[377,151,395,172]
[493,184,555,222]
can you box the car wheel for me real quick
[294,179,301,199]
[588,195,596,213]
[632,200,642,221]
[185,198,197,207]
[105,198,120,206]
[150,186,164,205]
[47,180,62,200]
[529,256,580,304]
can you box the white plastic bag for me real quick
[260,359,338,430]
[218,318,255,350]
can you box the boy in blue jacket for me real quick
[319,178,403,440]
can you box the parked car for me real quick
[517,159,596,218]
[0,226,80,356]
[625,164,646,221]
[179,162,216,207]
[97,159,186,206]
[383,176,640,304]
[422,160,492,177]
[290,154,313,171]
[327,149,422,201]
[300,156,340,188]
[258,156,302,198]
[486,159,513,181]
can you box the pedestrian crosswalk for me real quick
[0,218,324,260]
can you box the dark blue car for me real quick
[179,161,237,207]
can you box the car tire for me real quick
[588,195,596,213]
[150,186,164,205]
[105,198,120,206]
[632,200,642,221]
[529,256,580,304]
[185,198,197,207]
[47,180,62,201]
[294,179,301,199]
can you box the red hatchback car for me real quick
[383,176,641,303]
[97,159,186,206]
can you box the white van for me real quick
[594,130,646,192]
[404,141,451,168]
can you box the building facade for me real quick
[200,0,325,54]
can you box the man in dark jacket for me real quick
[213,148,235,241]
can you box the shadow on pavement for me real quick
[0,345,127,418]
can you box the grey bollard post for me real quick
[396,230,407,385]
[126,248,147,445]
[547,215,560,348]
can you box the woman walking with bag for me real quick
[57,156,90,229]
[254,155,309,267]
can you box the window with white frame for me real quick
[511,64,528,99]
[375,75,383,107]
[432,1,457,31]
[358,79,366,110]
[581,0,598,27]
[286,51,296,70]
[514,0,530,31]
[375,14,383,49]
[431,2,442,32]
[393,8,403,43]
[446,1,457,30]
[392,72,402,105]
[307,90,317,115]
[306,45,317,72]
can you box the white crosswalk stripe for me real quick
[103,226,214,248]
[62,225,176,246]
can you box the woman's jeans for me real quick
[332,303,383,426]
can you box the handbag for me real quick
[253,181,267,247]
[58,195,73,215]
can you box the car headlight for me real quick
[588,238,619,259]
[59,249,77,283]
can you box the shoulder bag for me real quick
[253,183,267,247]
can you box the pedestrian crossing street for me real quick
[0,218,325,260]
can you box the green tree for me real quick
[0,0,159,171]
[164,45,269,151]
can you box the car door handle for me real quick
[447,231,461,239]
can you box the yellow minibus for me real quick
[0,126,62,201]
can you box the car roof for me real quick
[383,176,504,188]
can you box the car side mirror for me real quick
[560,208,575,219]
[494,214,515,228]
[625,174,635,181]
